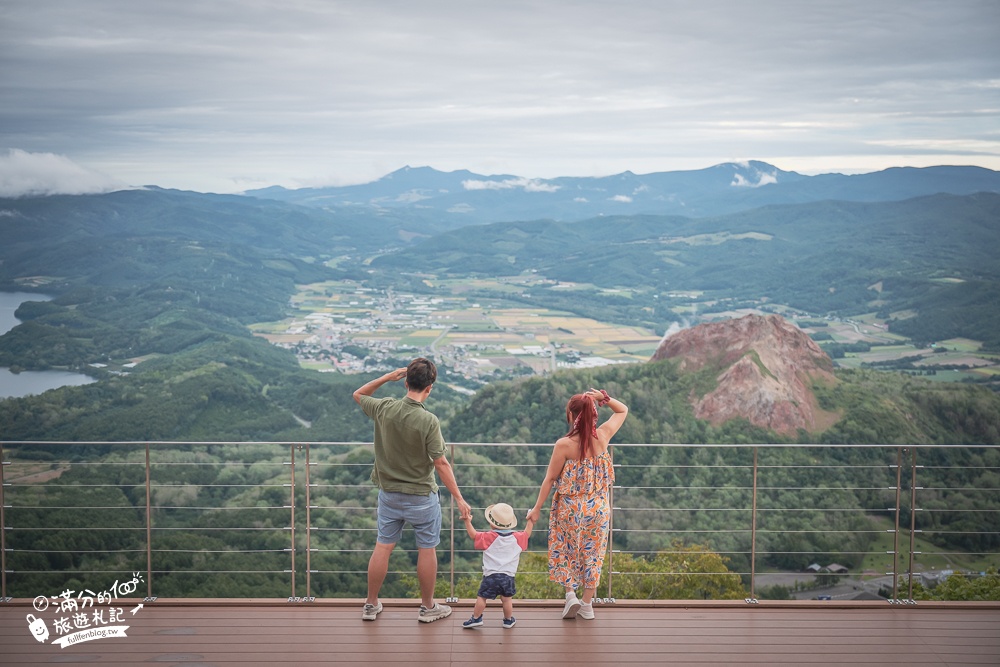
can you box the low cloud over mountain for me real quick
[0,149,130,197]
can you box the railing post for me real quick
[907,448,918,600]
[607,445,614,601]
[750,446,758,600]
[145,443,152,599]
[891,447,903,600]
[1,441,7,601]
[304,442,312,600]
[449,442,455,601]
[289,444,296,599]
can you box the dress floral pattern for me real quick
[548,450,615,590]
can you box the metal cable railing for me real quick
[1,441,997,603]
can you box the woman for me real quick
[526,388,628,620]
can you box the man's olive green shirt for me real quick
[358,394,446,495]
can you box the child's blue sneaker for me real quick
[463,615,484,629]
[502,616,516,629]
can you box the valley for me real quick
[250,276,664,392]
[250,275,1000,391]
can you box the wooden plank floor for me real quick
[2,599,999,666]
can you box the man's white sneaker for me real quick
[562,595,582,619]
[418,603,453,623]
[362,602,383,621]
[577,602,595,620]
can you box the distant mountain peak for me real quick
[651,314,838,434]
[719,160,776,169]
[378,165,482,186]
[384,165,430,177]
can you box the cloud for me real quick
[731,170,778,188]
[1,2,998,191]
[393,190,432,203]
[866,138,1000,156]
[610,194,633,203]
[462,177,560,193]
[657,318,693,348]
[0,149,129,197]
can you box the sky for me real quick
[1,0,998,195]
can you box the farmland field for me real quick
[252,278,664,386]
[251,276,999,388]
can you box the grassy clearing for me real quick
[862,516,1000,574]
[938,338,982,353]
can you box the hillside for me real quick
[0,188,467,441]
[446,316,1000,447]
[370,192,1000,346]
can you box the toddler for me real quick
[461,502,534,629]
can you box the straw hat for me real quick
[485,503,517,530]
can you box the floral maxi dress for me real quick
[547,450,615,590]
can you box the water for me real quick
[0,292,97,399]
[0,291,48,334]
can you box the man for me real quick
[353,357,472,623]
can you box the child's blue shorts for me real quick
[477,573,516,599]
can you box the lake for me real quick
[0,292,97,399]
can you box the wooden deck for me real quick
[3,598,999,666]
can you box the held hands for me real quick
[457,498,472,520]
[525,507,541,524]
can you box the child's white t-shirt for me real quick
[474,530,529,577]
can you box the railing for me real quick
[1,442,997,603]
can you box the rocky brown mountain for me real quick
[650,314,839,435]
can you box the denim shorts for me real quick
[376,490,442,548]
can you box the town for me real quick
[250,278,663,391]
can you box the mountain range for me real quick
[246,161,1000,224]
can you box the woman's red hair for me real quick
[565,393,598,459]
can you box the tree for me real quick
[603,543,747,600]
[910,569,1000,601]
